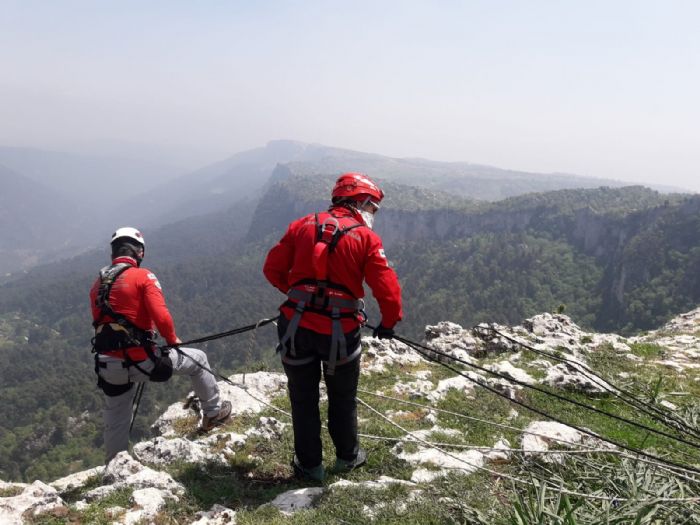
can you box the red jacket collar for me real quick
[328,205,361,219]
[112,256,138,267]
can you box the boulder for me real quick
[123,487,177,525]
[362,337,425,374]
[50,466,105,493]
[84,452,184,501]
[424,321,481,360]
[0,481,65,525]
[485,361,536,385]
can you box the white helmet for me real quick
[111,227,145,248]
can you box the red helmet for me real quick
[331,172,384,203]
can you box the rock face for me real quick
[84,452,184,502]
[0,481,66,525]
[152,371,287,437]
[630,309,700,372]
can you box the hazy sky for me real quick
[1,1,699,190]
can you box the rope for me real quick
[123,316,278,437]
[394,331,700,450]
[160,317,279,349]
[366,327,700,475]
[356,388,700,483]
[485,326,700,441]
[163,320,700,495]
[356,397,700,503]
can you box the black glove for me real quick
[373,324,395,340]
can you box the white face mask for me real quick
[359,209,374,229]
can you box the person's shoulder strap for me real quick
[93,263,133,327]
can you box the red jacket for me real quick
[90,256,177,361]
[263,206,403,334]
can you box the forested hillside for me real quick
[0,140,636,276]
[0,179,698,482]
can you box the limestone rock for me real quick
[133,436,221,466]
[245,416,287,440]
[424,321,481,361]
[485,361,536,385]
[485,438,512,464]
[0,481,65,525]
[393,379,434,398]
[50,466,105,493]
[520,421,610,463]
[329,476,416,490]
[262,487,324,515]
[123,487,177,525]
[153,371,287,437]
[190,504,237,524]
[393,444,484,481]
[362,337,425,374]
[427,374,478,401]
[544,363,609,395]
[84,452,184,501]
[199,431,247,455]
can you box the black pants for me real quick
[278,317,361,469]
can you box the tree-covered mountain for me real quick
[0,139,673,277]
[0,177,698,482]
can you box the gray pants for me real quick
[97,347,221,463]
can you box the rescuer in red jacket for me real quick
[90,227,232,462]
[263,173,403,481]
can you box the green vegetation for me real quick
[1,185,699,485]
[24,336,700,524]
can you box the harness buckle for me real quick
[317,217,340,246]
[312,280,330,309]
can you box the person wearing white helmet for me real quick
[90,227,232,462]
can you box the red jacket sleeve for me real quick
[263,224,296,293]
[364,234,403,328]
[141,271,178,345]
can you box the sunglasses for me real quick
[363,199,381,214]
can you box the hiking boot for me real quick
[199,400,232,432]
[333,448,367,472]
[292,455,325,482]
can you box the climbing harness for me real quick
[277,212,367,375]
[92,263,172,396]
